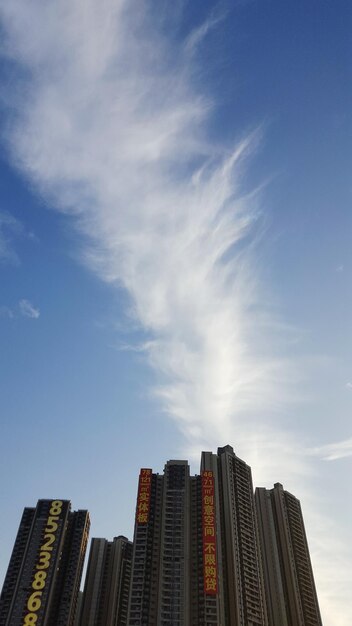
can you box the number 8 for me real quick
[32,571,46,590]
[49,501,62,515]
[24,614,37,625]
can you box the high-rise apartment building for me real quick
[255,483,322,626]
[128,446,268,626]
[128,462,187,625]
[79,535,133,626]
[202,445,267,626]
[0,499,90,626]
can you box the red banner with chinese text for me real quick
[202,470,218,595]
[136,468,152,524]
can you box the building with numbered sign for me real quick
[0,499,90,626]
[0,451,322,626]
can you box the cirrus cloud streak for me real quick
[0,0,291,441]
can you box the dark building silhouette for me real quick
[1,450,322,626]
[0,499,90,626]
[128,446,268,626]
[255,483,322,626]
[79,536,132,626]
[202,445,267,626]
[75,592,83,626]
[126,446,323,626]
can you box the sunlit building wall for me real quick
[255,483,322,626]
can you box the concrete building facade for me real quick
[255,483,322,626]
[79,536,132,626]
[128,446,268,626]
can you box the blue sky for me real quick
[0,1,351,623]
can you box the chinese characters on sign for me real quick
[202,470,218,595]
[136,468,152,524]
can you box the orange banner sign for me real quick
[202,470,217,595]
[136,468,152,524]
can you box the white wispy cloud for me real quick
[309,437,352,461]
[19,299,40,319]
[302,504,352,626]
[0,211,37,263]
[0,0,292,440]
[0,305,14,318]
[0,211,22,264]
[0,2,350,623]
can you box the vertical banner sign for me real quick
[202,470,218,595]
[136,468,152,524]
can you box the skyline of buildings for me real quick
[127,445,269,625]
[0,446,322,626]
